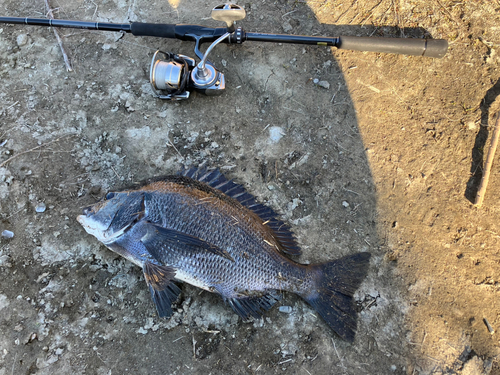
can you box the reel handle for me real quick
[338,36,448,58]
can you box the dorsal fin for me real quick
[178,168,301,256]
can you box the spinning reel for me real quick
[149,4,245,100]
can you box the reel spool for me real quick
[148,4,246,100]
[150,51,195,100]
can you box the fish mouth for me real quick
[77,213,134,245]
[76,207,93,226]
[82,206,92,215]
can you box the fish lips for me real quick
[77,209,120,244]
[81,205,92,216]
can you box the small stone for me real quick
[313,78,319,84]
[390,365,397,371]
[1,230,14,238]
[279,306,292,313]
[17,34,29,46]
[342,201,350,208]
[35,203,46,213]
[46,354,58,365]
[102,43,117,50]
[467,121,477,130]
[282,21,293,33]
[269,126,285,144]
[89,185,101,195]
[317,80,330,89]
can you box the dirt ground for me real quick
[0,0,499,374]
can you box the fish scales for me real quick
[142,179,280,252]
[78,168,371,342]
[139,180,308,296]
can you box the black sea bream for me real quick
[77,168,370,341]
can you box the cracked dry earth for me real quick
[0,0,499,374]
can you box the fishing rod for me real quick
[0,3,448,101]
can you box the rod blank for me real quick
[0,16,131,32]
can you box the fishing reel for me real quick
[149,4,246,100]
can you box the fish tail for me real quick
[300,252,371,342]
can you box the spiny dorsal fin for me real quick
[141,221,234,261]
[178,167,301,256]
[143,261,180,318]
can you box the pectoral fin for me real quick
[143,261,180,318]
[141,222,234,261]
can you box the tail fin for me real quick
[301,252,371,342]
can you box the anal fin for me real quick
[226,293,281,320]
[143,261,180,318]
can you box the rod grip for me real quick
[338,36,448,58]
[130,22,176,38]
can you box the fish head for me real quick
[77,191,144,244]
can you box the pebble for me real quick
[317,80,330,89]
[282,21,293,33]
[269,126,285,143]
[17,34,28,46]
[1,230,14,238]
[279,306,292,313]
[342,201,350,208]
[35,203,46,213]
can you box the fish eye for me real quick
[105,192,115,200]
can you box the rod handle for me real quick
[338,36,448,58]
[130,22,176,38]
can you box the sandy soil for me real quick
[0,0,499,374]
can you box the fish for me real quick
[77,168,371,342]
